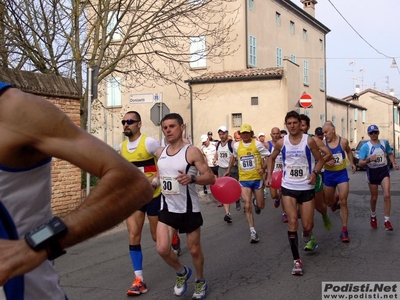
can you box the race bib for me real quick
[160,175,180,195]
[240,155,256,171]
[286,165,308,180]
[274,157,283,171]
[371,153,386,166]
[332,153,343,166]
[219,150,229,159]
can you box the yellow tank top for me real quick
[121,135,161,197]
[237,140,263,181]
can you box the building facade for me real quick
[92,0,330,148]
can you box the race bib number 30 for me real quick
[286,165,308,180]
[240,155,256,171]
[160,175,180,195]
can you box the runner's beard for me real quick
[124,130,133,137]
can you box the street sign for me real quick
[299,93,312,108]
[150,102,170,126]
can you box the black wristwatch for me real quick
[25,217,68,260]
[190,175,197,183]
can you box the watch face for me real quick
[30,227,54,244]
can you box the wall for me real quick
[0,69,82,216]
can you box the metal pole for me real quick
[86,67,93,196]
[159,96,163,141]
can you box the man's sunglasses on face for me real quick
[369,131,379,135]
[122,119,140,125]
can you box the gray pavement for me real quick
[57,164,400,299]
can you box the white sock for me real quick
[385,216,390,222]
[134,270,143,280]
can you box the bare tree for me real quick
[0,0,239,129]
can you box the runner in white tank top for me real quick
[266,111,324,276]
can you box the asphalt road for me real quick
[56,164,400,300]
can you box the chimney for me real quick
[300,0,318,18]
[390,88,395,96]
[355,84,360,94]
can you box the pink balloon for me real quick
[271,170,283,189]
[210,177,241,204]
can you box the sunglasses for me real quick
[369,131,379,135]
[121,119,140,125]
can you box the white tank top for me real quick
[281,134,315,191]
[216,141,232,168]
[158,144,201,213]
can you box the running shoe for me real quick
[292,259,303,276]
[304,235,318,251]
[127,277,148,296]
[370,215,377,229]
[224,213,233,224]
[322,214,332,231]
[340,230,350,243]
[172,231,182,256]
[253,198,261,215]
[174,267,192,296]
[250,231,260,243]
[331,194,340,212]
[274,197,280,208]
[282,213,288,223]
[385,221,393,231]
[217,202,223,207]
[235,200,241,211]
[192,280,208,300]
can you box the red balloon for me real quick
[210,177,241,204]
[271,170,283,189]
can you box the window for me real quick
[249,0,254,11]
[303,29,307,41]
[107,77,122,107]
[303,60,309,85]
[319,67,324,90]
[319,39,323,50]
[232,113,242,127]
[341,117,346,137]
[320,113,325,125]
[350,119,354,142]
[276,47,282,67]
[107,11,121,41]
[190,36,206,68]
[249,35,257,67]
[362,110,366,123]
[290,21,295,34]
[251,97,258,105]
[395,107,399,124]
[290,54,296,63]
[332,115,336,126]
[276,12,281,26]
[354,108,358,121]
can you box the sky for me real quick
[308,0,400,98]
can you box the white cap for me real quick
[201,134,208,143]
[258,132,265,137]
[218,126,228,132]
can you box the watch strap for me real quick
[45,240,66,260]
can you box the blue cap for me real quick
[367,125,379,133]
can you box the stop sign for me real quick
[299,93,312,108]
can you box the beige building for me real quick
[341,89,400,154]
[326,95,367,149]
[92,0,330,148]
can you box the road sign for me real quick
[150,102,170,126]
[299,93,312,108]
